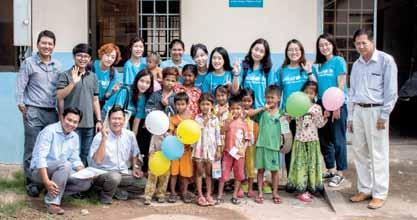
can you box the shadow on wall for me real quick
[0,52,314,164]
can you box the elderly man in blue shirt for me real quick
[348,29,398,209]
[16,30,62,197]
[89,106,146,204]
[29,107,92,215]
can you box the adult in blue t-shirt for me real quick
[190,43,209,90]
[239,38,274,109]
[314,34,348,187]
[160,39,193,84]
[123,37,147,86]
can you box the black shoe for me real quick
[114,189,129,201]
[26,184,40,197]
[72,192,87,200]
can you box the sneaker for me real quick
[322,171,336,179]
[100,195,113,204]
[329,175,345,187]
[114,189,129,201]
[26,184,40,197]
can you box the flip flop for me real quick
[272,196,282,204]
[255,195,264,204]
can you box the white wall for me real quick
[32,0,88,52]
[181,0,319,54]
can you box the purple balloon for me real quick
[322,87,344,111]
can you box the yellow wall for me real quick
[181,0,319,54]
[32,0,88,52]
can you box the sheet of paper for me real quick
[228,146,241,160]
[71,167,108,179]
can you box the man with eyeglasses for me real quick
[57,43,102,167]
[348,29,398,209]
[16,30,62,197]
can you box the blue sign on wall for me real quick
[229,0,263,8]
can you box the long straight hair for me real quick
[208,47,233,73]
[281,39,306,68]
[242,38,272,77]
[131,69,154,104]
[315,33,339,64]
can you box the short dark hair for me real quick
[182,64,198,77]
[169,39,185,50]
[174,92,189,104]
[72,43,92,56]
[239,88,255,102]
[215,85,230,95]
[301,80,318,94]
[37,30,56,45]
[162,66,179,79]
[108,106,125,118]
[190,43,208,58]
[198,93,215,105]
[353,29,374,42]
[63,107,83,121]
[229,94,243,107]
[266,85,282,97]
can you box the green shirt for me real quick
[255,110,282,151]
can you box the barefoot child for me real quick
[287,81,329,202]
[193,94,222,206]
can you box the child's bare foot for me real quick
[247,190,256,198]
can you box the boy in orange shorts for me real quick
[168,92,194,203]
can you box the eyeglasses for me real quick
[75,54,91,59]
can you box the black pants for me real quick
[136,119,152,172]
[285,120,297,175]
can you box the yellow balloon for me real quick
[176,119,201,145]
[148,151,171,176]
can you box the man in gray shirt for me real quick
[16,30,61,197]
[348,29,398,209]
[57,43,102,166]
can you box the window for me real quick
[324,0,375,70]
[0,0,17,71]
[138,0,181,60]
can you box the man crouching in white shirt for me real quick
[89,106,146,204]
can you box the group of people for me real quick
[16,28,397,215]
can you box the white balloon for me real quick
[145,110,169,135]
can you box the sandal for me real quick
[197,196,209,206]
[168,194,179,203]
[297,193,312,203]
[215,196,224,205]
[230,197,241,205]
[206,195,215,206]
[247,190,256,198]
[182,192,194,203]
[255,195,264,204]
[272,196,282,204]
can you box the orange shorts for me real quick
[171,147,193,177]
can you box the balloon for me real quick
[286,92,312,117]
[322,87,344,111]
[148,151,171,176]
[145,110,169,135]
[161,135,184,160]
[176,119,201,144]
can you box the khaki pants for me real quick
[352,105,389,199]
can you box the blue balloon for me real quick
[161,135,184,160]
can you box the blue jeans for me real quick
[76,127,95,166]
[318,103,348,171]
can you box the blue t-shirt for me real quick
[314,56,348,101]
[101,87,136,117]
[134,95,146,119]
[93,60,122,101]
[201,71,233,94]
[194,71,208,91]
[271,66,309,111]
[123,58,147,86]
[241,66,273,109]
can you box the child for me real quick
[287,81,329,202]
[174,64,202,117]
[239,89,259,198]
[123,37,147,86]
[193,93,222,206]
[146,52,163,91]
[216,95,250,205]
[201,47,240,95]
[254,85,284,204]
[144,134,170,205]
[168,92,194,203]
[145,67,178,117]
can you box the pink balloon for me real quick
[322,87,344,111]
